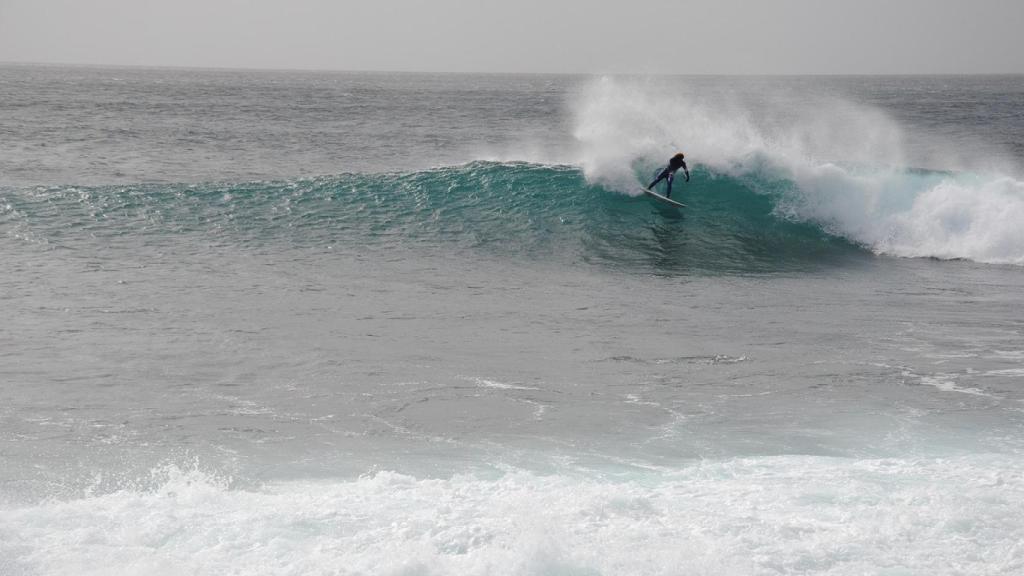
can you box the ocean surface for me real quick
[2,65,1024,575]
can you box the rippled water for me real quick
[2,65,1024,575]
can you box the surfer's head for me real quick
[674,152,685,160]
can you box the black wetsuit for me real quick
[648,156,689,198]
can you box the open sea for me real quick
[2,65,1024,575]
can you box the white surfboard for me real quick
[640,188,686,208]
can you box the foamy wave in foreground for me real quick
[3,456,1023,575]
[573,78,1024,265]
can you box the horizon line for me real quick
[3,60,1023,77]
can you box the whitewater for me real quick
[2,66,1024,575]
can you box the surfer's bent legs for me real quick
[648,168,676,196]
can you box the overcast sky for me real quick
[1,0,1021,74]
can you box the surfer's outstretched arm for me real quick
[683,161,690,182]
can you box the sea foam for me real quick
[2,456,1023,576]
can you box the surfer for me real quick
[647,152,690,198]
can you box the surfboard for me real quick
[640,188,686,208]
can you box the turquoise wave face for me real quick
[1,162,867,274]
